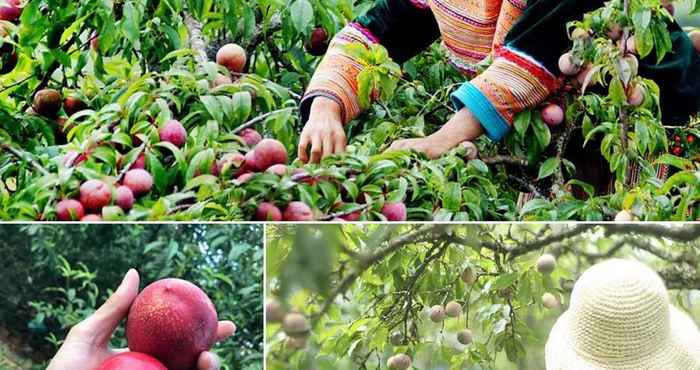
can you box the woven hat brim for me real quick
[544,306,700,370]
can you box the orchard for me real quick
[265,223,700,369]
[1,0,700,221]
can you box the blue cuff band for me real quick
[450,82,511,142]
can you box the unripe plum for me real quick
[614,209,634,221]
[542,293,560,309]
[390,331,404,346]
[558,52,580,76]
[627,84,645,106]
[382,202,407,221]
[101,205,125,221]
[123,169,153,195]
[284,336,307,350]
[461,267,476,284]
[283,201,314,221]
[536,254,557,274]
[429,305,446,323]
[56,199,85,221]
[79,179,112,211]
[457,329,473,345]
[461,141,478,160]
[266,299,285,322]
[445,301,462,318]
[282,313,310,338]
[216,43,247,73]
[541,104,564,127]
[255,202,283,221]
[387,354,412,370]
[159,119,187,147]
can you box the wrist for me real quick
[310,96,342,121]
[435,108,483,144]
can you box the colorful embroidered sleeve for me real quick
[300,0,440,125]
[452,0,608,141]
[453,0,700,141]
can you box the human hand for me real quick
[387,108,484,159]
[298,96,346,164]
[46,269,236,370]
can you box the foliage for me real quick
[0,224,263,370]
[0,0,699,221]
[265,223,700,369]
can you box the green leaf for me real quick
[442,182,462,211]
[289,0,314,33]
[537,157,560,180]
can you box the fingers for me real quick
[70,269,140,346]
[333,130,347,154]
[322,131,334,159]
[298,132,310,163]
[309,134,322,164]
[197,352,221,370]
[215,321,236,342]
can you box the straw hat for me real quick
[545,259,700,370]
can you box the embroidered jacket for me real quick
[300,0,700,141]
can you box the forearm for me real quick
[431,108,484,145]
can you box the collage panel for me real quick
[0,223,263,370]
[265,223,700,369]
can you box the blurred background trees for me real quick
[0,223,263,370]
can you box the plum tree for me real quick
[266,224,700,369]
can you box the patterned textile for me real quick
[301,0,542,127]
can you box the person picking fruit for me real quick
[297,0,700,164]
[46,269,236,370]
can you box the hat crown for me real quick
[569,259,671,361]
